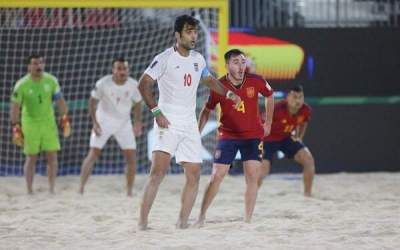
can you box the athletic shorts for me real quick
[263,137,305,162]
[214,138,263,165]
[152,122,202,164]
[90,120,136,150]
[22,120,60,155]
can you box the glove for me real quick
[60,114,71,138]
[12,123,24,147]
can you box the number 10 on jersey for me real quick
[184,73,192,86]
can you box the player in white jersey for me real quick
[79,58,143,196]
[137,14,241,230]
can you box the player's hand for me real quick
[133,121,143,136]
[60,114,71,138]
[155,112,170,128]
[226,91,242,109]
[93,121,102,136]
[12,123,24,147]
[263,122,272,136]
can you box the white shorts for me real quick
[152,122,202,164]
[90,120,136,150]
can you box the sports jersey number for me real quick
[184,73,192,86]
[283,124,295,133]
[235,101,245,113]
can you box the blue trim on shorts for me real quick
[263,137,305,162]
[214,138,263,165]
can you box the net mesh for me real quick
[0,8,219,176]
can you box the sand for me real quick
[1,173,399,250]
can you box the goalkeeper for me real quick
[10,54,71,194]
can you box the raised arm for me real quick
[201,75,241,108]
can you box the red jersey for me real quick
[264,100,312,141]
[205,73,273,139]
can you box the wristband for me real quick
[151,106,162,117]
[226,90,235,99]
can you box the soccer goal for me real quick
[0,0,228,176]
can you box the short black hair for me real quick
[174,14,199,34]
[26,54,42,65]
[224,49,245,63]
[112,57,128,67]
[289,85,304,93]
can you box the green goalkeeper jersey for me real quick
[11,72,61,123]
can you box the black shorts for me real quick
[263,137,305,163]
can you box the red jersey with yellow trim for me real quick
[205,73,273,139]
[264,100,311,141]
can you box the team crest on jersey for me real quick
[215,149,221,159]
[246,87,255,98]
[194,63,199,72]
[297,116,304,123]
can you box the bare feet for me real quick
[176,219,189,229]
[193,218,205,228]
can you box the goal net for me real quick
[0,5,225,176]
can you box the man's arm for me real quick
[198,106,211,133]
[263,95,274,136]
[88,96,101,136]
[132,101,143,136]
[201,75,241,108]
[138,73,169,128]
[296,122,308,141]
[56,97,68,117]
[10,102,21,125]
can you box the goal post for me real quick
[0,0,228,176]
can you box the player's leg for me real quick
[23,154,38,194]
[243,160,260,222]
[45,151,58,194]
[41,120,61,194]
[196,163,230,227]
[293,147,315,197]
[79,127,110,194]
[22,122,41,194]
[240,139,263,222]
[174,128,204,229]
[196,139,237,227]
[115,122,137,196]
[138,150,171,230]
[258,141,278,187]
[79,148,102,194]
[178,161,201,229]
[122,149,136,196]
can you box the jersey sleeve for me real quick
[51,77,62,100]
[259,79,273,97]
[303,105,312,122]
[11,82,23,104]
[200,55,210,79]
[205,90,220,110]
[91,80,103,100]
[144,53,168,81]
[131,80,143,104]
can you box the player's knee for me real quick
[186,169,200,185]
[211,169,227,183]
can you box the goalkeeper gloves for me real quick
[60,114,71,138]
[12,123,24,147]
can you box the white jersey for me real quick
[91,75,142,125]
[144,47,209,126]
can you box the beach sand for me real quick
[1,173,399,250]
